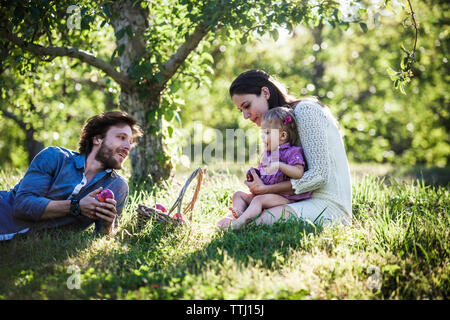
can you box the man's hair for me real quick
[78,111,143,155]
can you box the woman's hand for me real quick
[216,215,234,231]
[244,168,267,195]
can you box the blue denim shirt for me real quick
[0,146,129,241]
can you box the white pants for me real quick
[285,197,351,227]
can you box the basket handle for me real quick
[167,167,204,222]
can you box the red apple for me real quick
[96,189,114,202]
[246,168,261,182]
[154,203,167,213]
[173,213,184,221]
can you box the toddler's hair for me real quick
[262,105,300,146]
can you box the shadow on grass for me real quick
[0,225,97,299]
[389,166,450,187]
[163,218,322,281]
[370,165,450,187]
[69,217,323,299]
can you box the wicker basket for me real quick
[135,167,204,230]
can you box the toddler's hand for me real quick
[262,161,279,174]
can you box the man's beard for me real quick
[95,143,121,169]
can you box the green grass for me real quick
[0,163,449,300]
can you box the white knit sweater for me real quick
[288,100,352,225]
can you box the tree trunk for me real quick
[119,86,172,185]
[25,130,45,164]
[312,20,324,87]
[111,0,171,185]
[0,108,44,164]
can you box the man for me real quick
[0,111,143,241]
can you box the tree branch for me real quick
[0,106,27,131]
[161,23,209,87]
[406,0,418,63]
[0,28,133,88]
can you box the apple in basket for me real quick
[172,213,184,221]
[96,189,114,202]
[154,204,167,213]
[246,168,261,182]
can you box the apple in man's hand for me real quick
[96,189,114,202]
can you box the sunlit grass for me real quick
[0,164,448,299]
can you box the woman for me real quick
[217,69,352,228]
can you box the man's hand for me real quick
[95,197,117,234]
[79,187,103,220]
[244,168,267,195]
[79,188,118,233]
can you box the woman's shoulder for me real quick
[293,98,340,131]
[293,99,328,122]
[293,98,325,112]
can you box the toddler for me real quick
[218,106,312,231]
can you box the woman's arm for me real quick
[290,102,330,194]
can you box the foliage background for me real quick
[0,0,448,174]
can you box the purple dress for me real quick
[257,142,313,203]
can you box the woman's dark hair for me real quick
[229,69,325,109]
[78,111,143,155]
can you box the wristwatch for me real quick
[70,199,81,217]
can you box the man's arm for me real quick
[40,200,71,219]
[40,187,107,220]
[14,147,59,221]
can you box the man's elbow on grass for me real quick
[13,195,50,222]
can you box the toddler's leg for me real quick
[229,191,254,218]
[232,194,290,230]
[217,191,254,231]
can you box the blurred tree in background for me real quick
[0,0,448,181]
[179,0,449,168]
[0,0,352,184]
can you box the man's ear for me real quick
[93,135,103,146]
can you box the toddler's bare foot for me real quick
[228,207,243,219]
